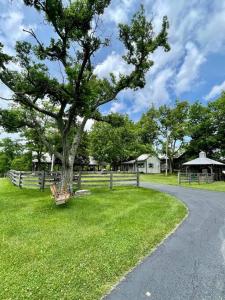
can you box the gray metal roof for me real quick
[121,160,136,164]
[183,152,225,166]
[136,154,150,161]
[89,156,106,166]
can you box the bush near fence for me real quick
[7,170,139,190]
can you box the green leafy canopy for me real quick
[0,0,170,185]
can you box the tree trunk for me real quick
[169,158,173,174]
[60,138,74,193]
[61,159,74,193]
[60,118,87,195]
[37,150,42,171]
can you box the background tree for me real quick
[0,1,170,192]
[22,129,46,171]
[89,114,151,169]
[187,102,216,157]
[11,153,32,171]
[208,93,225,159]
[0,138,24,175]
[137,106,159,150]
[0,153,11,176]
[157,101,189,173]
[187,94,225,160]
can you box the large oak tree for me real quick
[0,0,170,193]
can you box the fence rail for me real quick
[178,172,214,184]
[7,170,139,190]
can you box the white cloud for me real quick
[205,81,225,101]
[103,0,135,24]
[111,0,225,113]
[0,10,30,53]
[0,3,33,112]
[175,42,206,94]
[110,101,126,113]
[128,68,174,113]
[94,51,133,79]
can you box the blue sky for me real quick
[1,0,225,134]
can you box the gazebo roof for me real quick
[183,151,225,166]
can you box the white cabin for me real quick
[121,154,161,173]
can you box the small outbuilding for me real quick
[121,154,161,174]
[182,151,225,180]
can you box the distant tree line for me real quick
[1,92,224,175]
[89,93,225,172]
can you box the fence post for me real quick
[110,171,113,189]
[12,171,16,185]
[178,172,180,184]
[18,171,22,188]
[78,170,82,189]
[136,171,140,187]
[40,170,45,191]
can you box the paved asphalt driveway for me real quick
[104,183,225,300]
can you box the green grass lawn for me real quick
[141,174,178,185]
[0,179,186,300]
[141,173,225,192]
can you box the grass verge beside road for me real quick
[141,174,225,192]
[0,179,186,300]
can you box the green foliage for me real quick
[0,138,23,160]
[186,95,225,159]
[0,1,170,187]
[138,106,159,145]
[119,6,170,89]
[0,153,11,175]
[139,101,189,172]
[187,102,215,156]
[0,139,24,174]
[89,114,151,166]
[11,154,32,171]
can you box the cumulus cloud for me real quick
[0,2,31,105]
[94,52,133,79]
[110,101,126,113]
[175,42,206,94]
[98,0,225,113]
[205,81,225,101]
[0,10,30,54]
[127,68,174,113]
[103,0,135,24]
[1,0,225,120]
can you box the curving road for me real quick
[104,183,225,300]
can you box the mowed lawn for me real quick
[141,174,225,192]
[0,179,186,300]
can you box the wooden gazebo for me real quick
[182,151,225,182]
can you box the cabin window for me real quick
[148,163,154,168]
[138,163,144,168]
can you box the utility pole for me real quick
[165,128,168,176]
[51,153,55,172]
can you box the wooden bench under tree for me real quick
[50,184,71,205]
